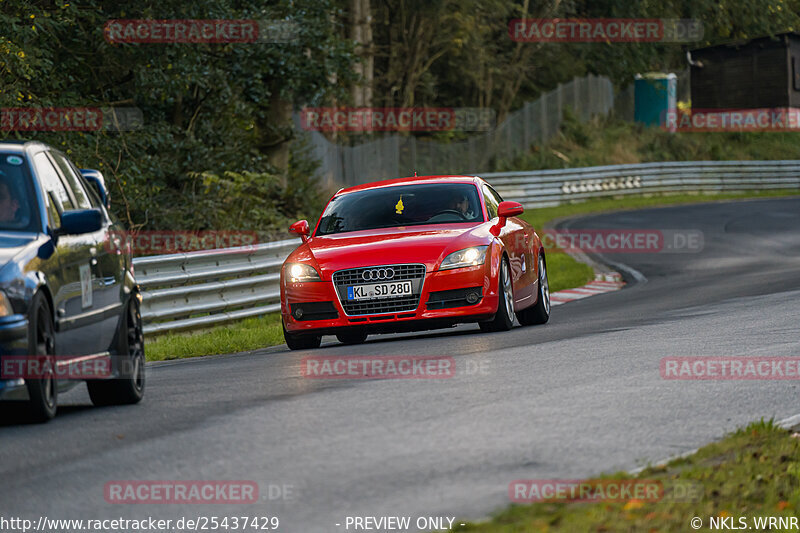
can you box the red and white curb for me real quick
[550,272,625,307]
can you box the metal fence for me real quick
[134,160,800,335]
[134,239,297,335]
[298,74,615,187]
[486,160,800,208]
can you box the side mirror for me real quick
[497,201,524,218]
[60,209,103,235]
[492,201,524,236]
[289,220,310,242]
[80,169,111,209]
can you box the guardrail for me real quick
[133,239,297,335]
[134,160,800,334]
[484,160,800,208]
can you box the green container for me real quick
[634,73,677,130]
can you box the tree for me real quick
[0,0,355,230]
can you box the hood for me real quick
[291,224,492,276]
[0,233,38,270]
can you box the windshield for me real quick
[315,182,483,236]
[0,154,37,233]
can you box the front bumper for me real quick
[0,315,31,400]
[282,264,499,334]
[0,315,29,348]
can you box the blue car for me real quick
[0,140,144,422]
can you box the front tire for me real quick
[479,257,515,332]
[87,297,145,406]
[283,323,322,350]
[25,292,57,423]
[518,252,550,326]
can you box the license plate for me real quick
[347,281,413,301]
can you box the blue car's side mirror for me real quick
[59,209,103,235]
[80,169,110,209]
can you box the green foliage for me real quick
[497,114,800,171]
[560,0,800,85]
[3,0,800,233]
[560,107,593,148]
[0,0,352,232]
[365,0,800,121]
[185,145,328,238]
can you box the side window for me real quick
[482,184,502,219]
[50,152,92,209]
[67,160,104,209]
[73,165,104,210]
[33,153,74,226]
[79,174,103,209]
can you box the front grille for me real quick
[333,264,426,316]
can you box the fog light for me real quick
[294,307,304,319]
[466,291,480,304]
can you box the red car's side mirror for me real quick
[289,220,310,242]
[492,201,524,236]
[497,201,524,218]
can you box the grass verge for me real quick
[147,189,800,361]
[454,420,800,532]
[147,314,283,362]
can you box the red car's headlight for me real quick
[285,263,322,282]
[439,245,489,271]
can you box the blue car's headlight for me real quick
[285,263,321,282]
[440,246,489,270]
[0,290,12,317]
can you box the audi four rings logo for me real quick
[363,268,395,281]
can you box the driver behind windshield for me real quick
[0,177,20,223]
[449,193,476,219]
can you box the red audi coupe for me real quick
[279,175,550,349]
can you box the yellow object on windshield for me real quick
[395,197,404,214]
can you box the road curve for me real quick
[1,197,800,532]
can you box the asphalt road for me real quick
[2,197,800,532]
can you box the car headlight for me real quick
[285,263,321,282]
[0,290,13,317]
[440,246,489,270]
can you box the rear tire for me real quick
[518,253,550,326]
[283,323,322,350]
[87,297,145,406]
[25,292,57,423]
[479,257,515,332]
[336,329,368,345]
